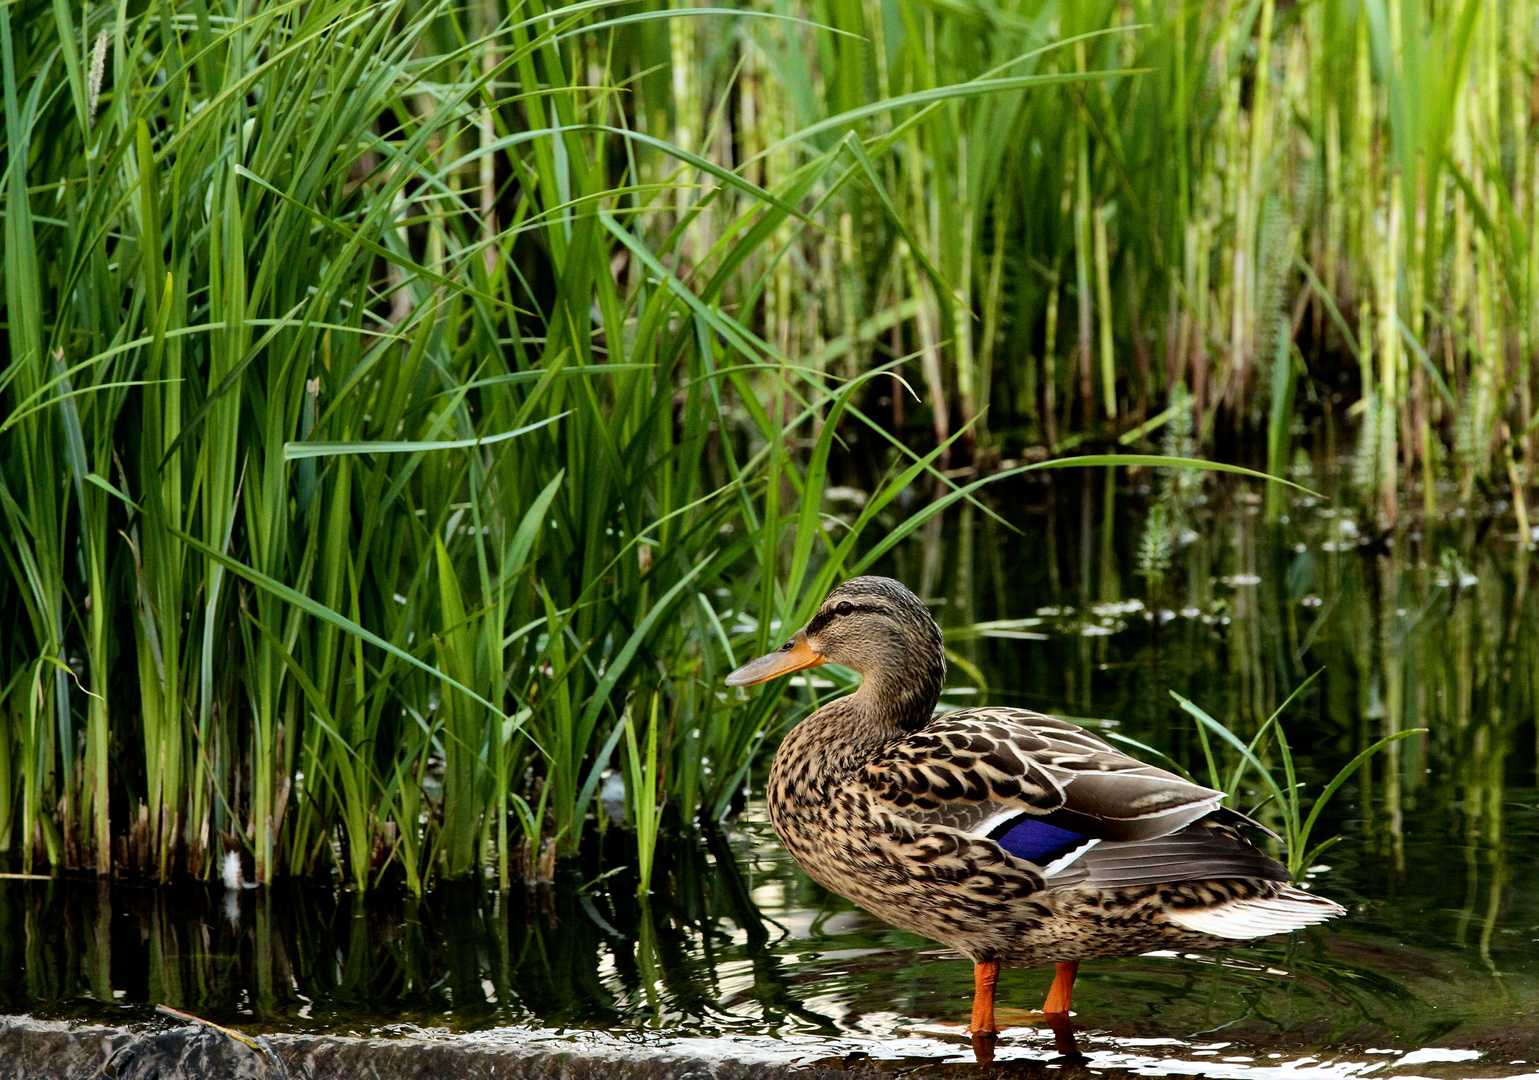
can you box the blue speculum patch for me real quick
[993,817,1087,864]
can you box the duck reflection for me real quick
[969,1019,1079,1066]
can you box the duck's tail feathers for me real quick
[1165,886,1345,940]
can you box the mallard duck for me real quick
[728,576,1342,1057]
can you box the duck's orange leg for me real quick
[969,959,1000,1035]
[969,960,1001,1064]
[1041,961,1082,1059]
[1041,960,1078,1015]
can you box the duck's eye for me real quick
[835,601,854,616]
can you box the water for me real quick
[4,469,1539,1077]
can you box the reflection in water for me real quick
[3,472,1539,1076]
[3,798,1538,1068]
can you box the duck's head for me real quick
[726,576,945,728]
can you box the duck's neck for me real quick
[850,658,944,735]
[778,640,945,777]
[812,655,941,756]
[788,662,942,777]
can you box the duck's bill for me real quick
[725,634,825,686]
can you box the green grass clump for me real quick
[625,0,1539,521]
[4,0,1534,892]
[1174,678,1425,880]
[0,0,1126,888]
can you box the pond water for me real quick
[4,467,1538,1078]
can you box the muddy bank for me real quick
[0,1019,1186,1080]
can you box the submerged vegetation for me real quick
[1,0,1536,890]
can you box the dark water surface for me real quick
[5,469,1539,1078]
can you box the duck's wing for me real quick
[862,707,1225,840]
[861,707,1287,887]
[1067,807,1289,887]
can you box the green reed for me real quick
[5,0,1537,892]
[1174,678,1425,880]
[628,0,1539,518]
[0,0,1129,888]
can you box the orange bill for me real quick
[725,631,825,686]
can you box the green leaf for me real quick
[283,413,567,460]
[1020,454,1323,497]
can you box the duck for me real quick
[727,575,1343,1059]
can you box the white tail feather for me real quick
[1166,888,1344,940]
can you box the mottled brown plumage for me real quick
[728,575,1343,1045]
